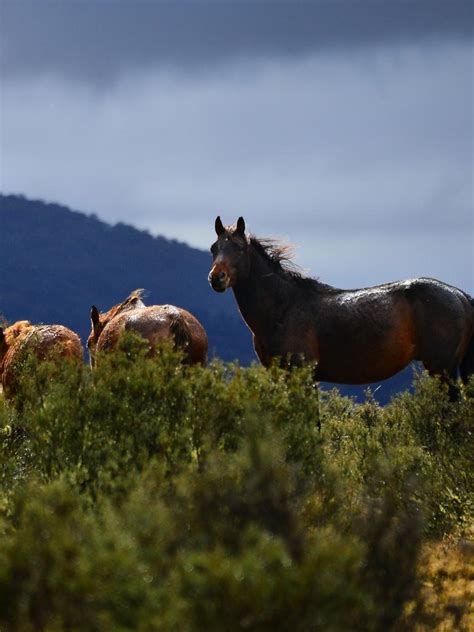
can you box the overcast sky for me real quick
[1,0,472,291]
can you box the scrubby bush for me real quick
[0,479,153,632]
[0,338,472,630]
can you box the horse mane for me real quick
[249,236,334,293]
[123,288,146,304]
[3,321,33,346]
[105,289,146,322]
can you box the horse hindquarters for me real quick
[458,297,474,387]
[169,312,208,366]
[460,298,474,386]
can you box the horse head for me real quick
[208,216,250,292]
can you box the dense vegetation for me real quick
[0,338,472,631]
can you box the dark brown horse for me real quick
[88,289,208,366]
[0,321,83,398]
[209,217,474,399]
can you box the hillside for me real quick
[0,194,255,363]
[0,193,412,401]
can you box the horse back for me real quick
[310,277,472,383]
[1,324,83,397]
[4,324,83,363]
[97,305,208,365]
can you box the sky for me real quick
[1,0,473,291]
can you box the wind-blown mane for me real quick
[249,236,334,293]
[105,288,146,322]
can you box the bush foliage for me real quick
[0,336,472,631]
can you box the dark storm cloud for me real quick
[1,1,472,293]
[3,43,471,290]
[1,0,472,84]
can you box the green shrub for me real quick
[0,479,154,632]
[0,342,471,630]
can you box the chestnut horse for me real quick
[209,217,474,399]
[0,321,83,398]
[88,289,208,366]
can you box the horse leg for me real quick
[460,334,474,387]
[418,329,463,402]
[286,354,321,431]
[425,366,460,402]
[315,384,321,432]
[445,368,460,403]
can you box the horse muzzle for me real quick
[209,268,230,292]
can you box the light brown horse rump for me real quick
[88,290,208,366]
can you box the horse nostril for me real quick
[209,268,228,292]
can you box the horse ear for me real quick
[90,305,100,336]
[236,216,246,236]
[215,216,225,236]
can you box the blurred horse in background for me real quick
[0,321,83,398]
[88,289,208,367]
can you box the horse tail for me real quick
[169,313,192,362]
[460,296,474,385]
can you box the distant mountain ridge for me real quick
[0,193,255,363]
[0,194,412,402]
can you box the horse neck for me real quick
[232,248,293,338]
